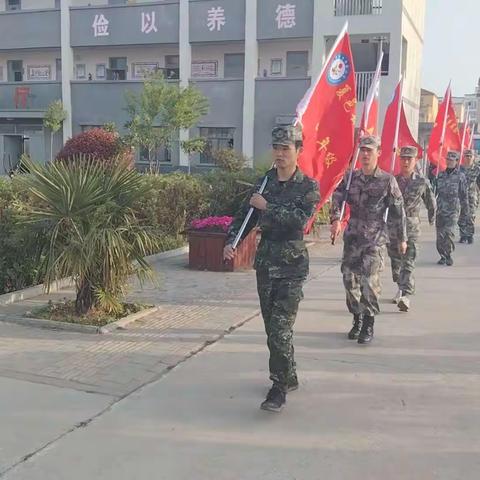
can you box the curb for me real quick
[0,278,74,307]
[0,246,188,307]
[0,306,161,335]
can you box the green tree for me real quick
[124,72,208,172]
[18,157,161,315]
[43,100,67,162]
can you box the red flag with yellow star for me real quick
[297,24,356,220]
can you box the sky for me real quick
[422,0,479,97]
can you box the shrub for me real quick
[209,148,247,172]
[137,173,208,240]
[56,128,133,167]
[18,158,162,315]
[200,168,267,217]
[0,177,46,294]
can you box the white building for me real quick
[0,0,426,171]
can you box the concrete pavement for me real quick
[1,225,480,479]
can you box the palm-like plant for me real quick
[19,157,160,315]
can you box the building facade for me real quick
[0,0,426,173]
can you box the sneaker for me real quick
[398,296,410,312]
[445,256,454,266]
[392,289,402,304]
[260,385,286,412]
[437,257,446,265]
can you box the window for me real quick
[56,58,62,81]
[199,127,235,164]
[7,60,23,82]
[270,59,282,76]
[139,146,172,164]
[224,54,244,79]
[107,57,127,81]
[334,0,382,16]
[75,64,86,80]
[165,55,180,80]
[96,64,106,79]
[286,51,308,77]
[7,0,21,11]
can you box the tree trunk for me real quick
[75,279,95,315]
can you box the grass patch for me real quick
[26,299,153,327]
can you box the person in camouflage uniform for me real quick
[436,151,469,266]
[331,136,407,344]
[224,125,319,413]
[458,149,480,244]
[387,146,436,313]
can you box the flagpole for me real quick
[383,77,404,222]
[436,82,452,183]
[459,106,471,165]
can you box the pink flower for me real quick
[190,216,233,232]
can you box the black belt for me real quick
[262,231,304,241]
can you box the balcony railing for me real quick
[355,71,375,102]
[334,0,383,16]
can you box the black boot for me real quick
[287,375,299,392]
[467,236,474,244]
[459,236,466,244]
[358,315,374,344]
[445,256,454,266]
[437,256,446,265]
[348,314,363,340]
[261,385,286,412]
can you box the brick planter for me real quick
[187,229,257,272]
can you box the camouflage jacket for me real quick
[459,164,480,207]
[389,172,436,241]
[330,167,407,247]
[226,168,320,279]
[436,169,469,219]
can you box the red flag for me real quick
[378,81,423,175]
[359,51,383,137]
[427,85,461,171]
[297,23,356,228]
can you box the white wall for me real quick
[0,50,61,81]
[258,39,312,78]
[72,45,179,80]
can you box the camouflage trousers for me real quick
[387,240,417,296]
[341,239,385,317]
[458,197,478,238]
[436,215,458,258]
[256,271,305,392]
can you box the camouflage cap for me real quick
[359,135,381,150]
[446,150,460,161]
[271,125,302,146]
[464,149,474,156]
[399,145,418,158]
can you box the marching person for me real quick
[436,151,469,266]
[330,136,407,344]
[387,146,436,312]
[458,149,480,244]
[223,125,319,413]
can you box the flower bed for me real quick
[187,216,256,272]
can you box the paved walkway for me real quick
[1,225,480,479]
